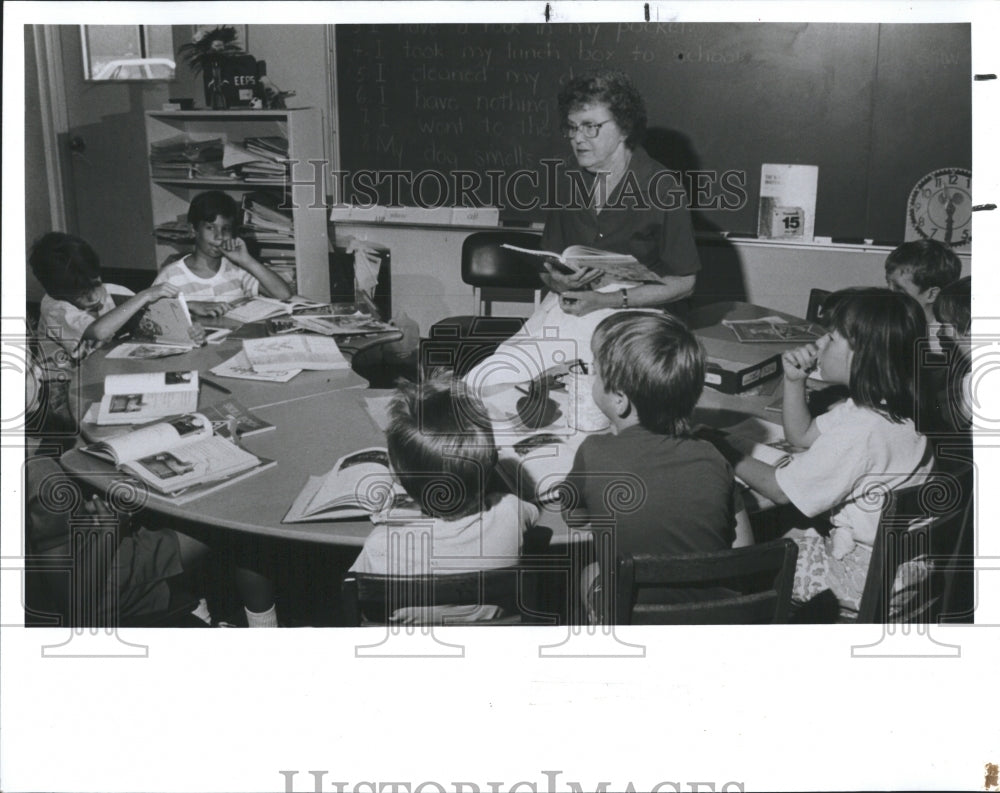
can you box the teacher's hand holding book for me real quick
[558,289,610,317]
[542,261,604,292]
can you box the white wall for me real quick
[331,222,972,333]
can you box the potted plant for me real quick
[177,26,244,109]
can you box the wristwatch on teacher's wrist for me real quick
[619,289,629,309]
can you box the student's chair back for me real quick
[805,288,832,323]
[341,566,553,626]
[855,465,974,624]
[424,231,546,376]
[613,539,799,625]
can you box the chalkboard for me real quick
[335,22,970,241]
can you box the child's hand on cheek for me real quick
[219,237,253,267]
[782,344,819,382]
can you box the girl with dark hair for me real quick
[710,288,935,618]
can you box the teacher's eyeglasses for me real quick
[560,120,614,139]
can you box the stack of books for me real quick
[239,136,289,184]
[241,195,294,244]
[154,217,194,245]
[150,135,230,181]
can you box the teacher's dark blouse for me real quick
[541,145,701,279]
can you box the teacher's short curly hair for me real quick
[558,68,648,148]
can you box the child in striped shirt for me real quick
[153,191,292,318]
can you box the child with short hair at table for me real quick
[153,190,292,318]
[884,240,962,335]
[711,288,935,619]
[562,311,751,622]
[350,376,540,582]
[932,275,973,434]
[28,232,200,435]
[26,455,280,627]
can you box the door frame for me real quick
[31,24,69,232]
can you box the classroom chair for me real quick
[611,538,799,625]
[855,464,975,624]
[805,288,832,323]
[340,566,554,626]
[424,231,546,376]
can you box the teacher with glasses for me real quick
[467,69,700,387]
[541,67,700,318]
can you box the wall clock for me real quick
[905,167,972,247]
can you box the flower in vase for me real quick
[178,26,243,75]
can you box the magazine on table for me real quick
[199,398,275,439]
[135,294,197,347]
[221,295,330,324]
[267,313,398,337]
[283,447,419,522]
[210,349,302,382]
[695,417,799,487]
[81,413,274,503]
[95,370,200,426]
[241,335,350,372]
[722,316,824,344]
[105,342,193,360]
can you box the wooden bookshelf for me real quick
[144,108,330,300]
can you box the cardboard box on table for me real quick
[694,326,783,394]
[689,302,812,395]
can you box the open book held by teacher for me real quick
[81,413,274,503]
[501,243,662,284]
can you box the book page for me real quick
[499,243,578,275]
[137,294,194,345]
[83,413,212,464]
[104,343,192,360]
[210,349,301,382]
[224,297,290,324]
[562,246,662,284]
[305,447,396,516]
[96,389,200,425]
[104,369,199,395]
[242,335,349,371]
[722,317,823,343]
[122,435,262,495]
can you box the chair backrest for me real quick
[341,566,548,626]
[805,288,832,323]
[461,231,546,316]
[856,465,974,623]
[613,538,799,625]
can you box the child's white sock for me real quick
[245,604,278,628]
[190,598,212,626]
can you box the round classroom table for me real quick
[59,335,396,546]
[59,302,799,546]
